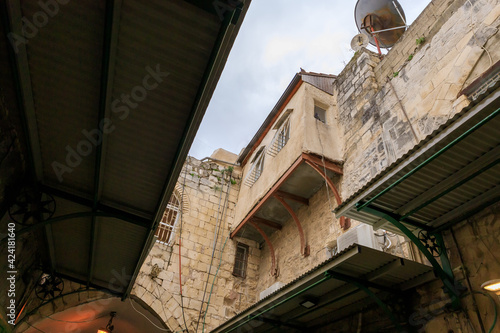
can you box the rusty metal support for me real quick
[250,221,278,277]
[302,153,343,175]
[273,195,310,257]
[304,160,351,230]
[275,190,309,206]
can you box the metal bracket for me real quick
[325,270,404,331]
[356,204,461,309]
[250,221,278,277]
[274,194,310,256]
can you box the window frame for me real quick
[155,192,181,246]
[244,146,266,187]
[314,105,327,124]
[268,110,292,157]
[232,243,250,278]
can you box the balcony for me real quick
[231,71,350,275]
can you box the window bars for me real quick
[232,243,249,278]
[244,148,266,187]
[155,193,181,245]
[267,116,291,157]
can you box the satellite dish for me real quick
[354,0,407,48]
[350,33,369,52]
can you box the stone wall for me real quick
[255,185,358,297]
[14,280,113,333]
[337,0,500,199]
[406,203,500,333]
[132,156,261,332]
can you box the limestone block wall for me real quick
[132,156,261,333]
[337,0,500,199]
[233,82,341,230]
[14,280,114,333]
[255,185,358,297]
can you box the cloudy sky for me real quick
[189,0,432,159]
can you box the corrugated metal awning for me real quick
[211,245,434,333]
[335,87,500,235]
[1,0,250,297]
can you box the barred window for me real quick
[244,147,266,187]
[155,193,180,245]
[314,105,326,123]
[232,243,249,278]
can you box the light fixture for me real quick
[481,279,500,295]
[97,312,116,333]
[300,300,317,309]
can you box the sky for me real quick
[189,0,432,159]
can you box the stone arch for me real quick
[15,284,169,332]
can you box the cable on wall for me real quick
[201,170,233,332]
[195,167,232,332]
[128,298,170,332]
[314,119,337,222]
[177,168,190,332]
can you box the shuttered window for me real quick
[155,193,180,245]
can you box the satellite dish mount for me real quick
[355,0,408,54]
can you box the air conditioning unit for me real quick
[259,282,284,300]
[337,224,381,253]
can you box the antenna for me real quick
[354,0,407,53]
[350,33,369,52]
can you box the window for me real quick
[232,243,249,278]
[155,193,180,245]
[244,146,266,187]
[314,105,326,123]
[268,109,292,157]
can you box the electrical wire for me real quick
[201,172,233,332]
[202,234,230,333]
[177,169,190,333]
[42,313,108,323]
[470,292,497,333]
[195,168,231,332]
[26,322,46,333]
[314,119,337,223]
[466,0,493,68]
[128,298,170,332]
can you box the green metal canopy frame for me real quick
[354,106,500,310]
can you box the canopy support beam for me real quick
[356,204,461,309]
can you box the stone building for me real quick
[213,0,500,332]
[118,0,500,332]
[3,0,500,332]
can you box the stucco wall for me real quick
[233,82,343,230]
[131,157,261,332]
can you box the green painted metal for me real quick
[222,274,332,333]
[434,233,454,281]
[400,157,500,221]
[356,107,500,212]
[292,289,362,321]
[325,271,403,332]
[359,205,461,309]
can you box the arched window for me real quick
[155,192,181,245]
